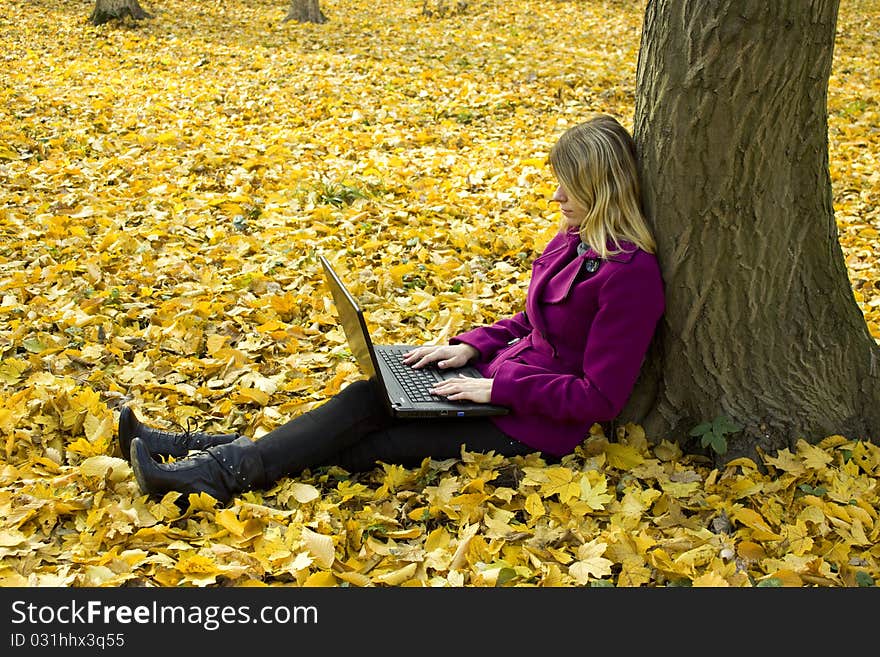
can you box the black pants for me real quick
[254,379,536,482]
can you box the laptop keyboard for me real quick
[377,348,442,403]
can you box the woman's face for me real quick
[551,183,586,229]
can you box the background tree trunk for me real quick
[283,0,327,24]
[421,1,470,18]
[89,0,152,26]
[623,0,880,462]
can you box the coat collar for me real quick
[575,231,639,263]
[526,232,640,334]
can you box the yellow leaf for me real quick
[795,439,834,470]
[765,569,803,587]
[336,571,372,587]
[484,505,515,538]
[389,262,416,285]
[658,478,701,498]
[302,528,335,569]
[450,523,479,570]
[79,455,131,483]
[407,505,434,521]
[605,443,645,470]
[290,482,320,504]
[176,553,221,584]
[373,562,418,586]
[736,541,767,562]
[0,358,29,384]
[336,480,371,502]
[206,334,228,355]
[764,448,805,475]
[0,529,27,548]
[523,466,580,503]
[692,571,731,587]
[524,492,545,518]
[234,387,269,406]
[81,566,119,586]
[84,412,114,445]
[424,527,451,553]
[732,508,782,540]
[215,509,246,537]
[257,319,287,332]
[0,407,19,434]
[578,472,613,510]
[547,547,573,564]
[67,436,109,458]
[187,492,220,510]
[386,527,422,540]
[569,539,613,584]
[155,131,179,145]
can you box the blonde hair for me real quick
[548,113,656,257]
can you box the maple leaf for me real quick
[796,439,835,470]
[484,504,516,539]
[578,471,613,510]
[522,466,580,503]
[764,448,807,475]
[781,520,815,556]
[568,539,613,584]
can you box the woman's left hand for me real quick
[430,375,494,404]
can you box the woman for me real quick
[121,113,665,505]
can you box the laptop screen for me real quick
[319,255,379,381]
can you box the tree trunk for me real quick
[283,0,328,24]
[623,0,880,462]
[421,1,470,18]
[89,0,152,26]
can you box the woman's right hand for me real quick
[402,343,479,370]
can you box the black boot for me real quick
[129,436,266,506]
[118,406,239,463]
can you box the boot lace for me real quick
[165,416,200,441]
[182,416,198,440]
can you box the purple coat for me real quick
[451,230,664,456]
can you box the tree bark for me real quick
[283,0,328,24]
[89,0,152,26]
[623,0,880,462]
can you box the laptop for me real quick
[319,255,509,419]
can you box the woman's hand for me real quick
[430,374,494,404]
[402,343,479,370]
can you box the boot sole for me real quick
[129,439,151,495]
[118,406,136,463]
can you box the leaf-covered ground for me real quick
[0,0,878,587]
